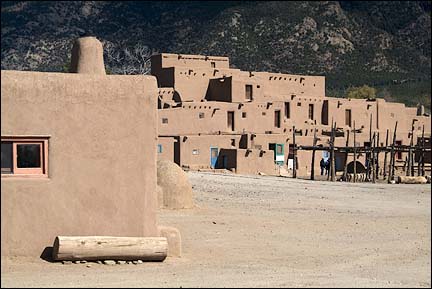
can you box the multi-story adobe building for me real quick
[152,53,431,177]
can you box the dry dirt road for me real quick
[2,172,431,287]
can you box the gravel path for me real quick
[2,172,430,287]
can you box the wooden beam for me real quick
[52,236,168,261]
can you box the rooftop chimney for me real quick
[70,36,106,75]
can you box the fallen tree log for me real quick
[397,176,427,184]
[52,236,167,261]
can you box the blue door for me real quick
[210,147,218,168]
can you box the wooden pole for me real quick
[421,125,425,176]
[388,121,398,183]
[52,236,168,261]
[372,132,376,183]
[367,114,372,181]
[310,128,317,180]
[327,119,333,181]
[292,126,297,178]
[376,132,380,176]
[383,129,389,179]
[407,120,414,176]
[410,122,415,176]
[330,122,336,182]
[353,121,357,183]
[343,129,350,181]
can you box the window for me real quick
[297,102,301,106]
[245,85,253,100]
[211,62,216,68]
[285,102,290,119]
[157,144,162,153]
[1,137,48,176]
[242,112,247,118]
[274,110,281,128]
[308,104,314,120]
[162,118,168,124]
[227,111,235,131]
[192,149,200,155]
[345,109,352,126]
[199,112,205,119]
[231,139,236,147]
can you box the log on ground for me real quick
[397,176,428,184]
[52,236,168,261]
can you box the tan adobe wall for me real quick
[158,136,176,162]
[235,149,279,175]
[1,70,159,257]
[176,134,243,170]
[151,53,230,70]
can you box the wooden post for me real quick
[410,121,415,176]
[331,122,336,182]
[383,129,389,179]
[367,114,372,181]
[343,129,350,181]
[292,126,297,178]
[388,121,398,183]
[407,120,414,176]
[421,125,425,176]
[327,119,334,181]
[376,132,380,176]
[372,132,376,183]
[353,121,357,183]
[310,128,317,180]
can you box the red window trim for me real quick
[1,137,49,178]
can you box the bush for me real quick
[346,85,377,99]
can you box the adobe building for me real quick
[153,53,431,177]
[0,37,179,258]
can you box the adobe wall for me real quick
[177,134,243,169]
[235,149,279,176]
[1,70,159,257]
[151,53,230,70]
[158,136,176,162]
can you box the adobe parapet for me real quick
[151,53,230,71]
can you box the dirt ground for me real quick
[1,172,431,288]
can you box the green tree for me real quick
[346,85,377,99]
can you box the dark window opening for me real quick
[242,112,247,118]
[285,102,290,119]
[1,142,12,174]
[17,144,41,168]
[345,109,352,126]
[308,104,314,120]
[274,110,281,128]
[228,111,235,131]
[321,100,329,125]
[211,62,216,68]
[199,112,205,119]
[162,118,168,124]
[245,85,253,100]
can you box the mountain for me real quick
[1,1,431,110]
